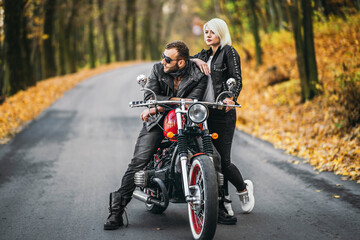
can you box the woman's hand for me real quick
[223,97,235,112]
[192,59,210,75]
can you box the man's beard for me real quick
[165,64,180,73]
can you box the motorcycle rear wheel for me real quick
[188,155,218,240]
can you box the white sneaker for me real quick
[237,180,255,213]
[224,195,234,216]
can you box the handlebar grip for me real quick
[129,100,145,107]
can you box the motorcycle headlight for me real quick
[188,103,208,123]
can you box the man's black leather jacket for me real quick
[144,61,207,130]
[192,45,242,101]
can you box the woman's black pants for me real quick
[208,108,246,193]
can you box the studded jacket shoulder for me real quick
[192,45,242,101]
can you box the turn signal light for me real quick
[211,133,219,139]
[167,132,174,138]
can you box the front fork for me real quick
[175,105,193,202]
[175,102,213,203]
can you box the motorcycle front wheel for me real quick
[188,155,218,240]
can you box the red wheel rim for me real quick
[190,163,204,235]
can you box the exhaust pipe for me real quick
[133,189,151,203]
[132,177,169,209]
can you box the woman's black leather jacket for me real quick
[192,45,242,101]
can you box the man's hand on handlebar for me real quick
[140,106,164,122]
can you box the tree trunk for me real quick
[21,1,35,87]
[247,0,263,66]
[302,0,319,99]
[0,33,4,101]
[268,0,279,31]
[320,0,346,19]
[131,1,137,60]
[65,0,80,73]
[3,0,27,95]
[74,24,85,68]
[88,0,96,68]
[288,0,319,102]
[283,0,292,28]
[112,1,121,62]
[355,0,360,11]
[29,3,42,82]
[276,0,285,30]
[98,0,111,64]
[289,0,309,101]
[57,2,67,75]
[152,1,163,60]
[43,0,57,78]
[124,0,137,60]
[124,0,130,60]
[142,0,153,60]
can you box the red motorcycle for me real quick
[130,75,241,240]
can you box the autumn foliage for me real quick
[236,14,360,181]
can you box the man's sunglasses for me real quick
[162,53,179,64]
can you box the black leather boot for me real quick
[104,192,126,230]
[218,207,237,225]
[218,197,237,225]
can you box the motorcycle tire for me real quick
[188,155,218,240]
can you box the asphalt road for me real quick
[0,63,359,240]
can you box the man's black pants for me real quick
[117,124,164,201]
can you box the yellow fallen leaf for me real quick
[332,195,341,199]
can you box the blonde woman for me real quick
[192,18,255,224]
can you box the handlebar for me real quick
[129,99,241,108]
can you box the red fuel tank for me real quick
[163,110,178,141]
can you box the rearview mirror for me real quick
[137,74,148,88]
[226,78,236,92]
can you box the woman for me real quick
[192,18,255,219]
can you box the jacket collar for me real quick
[204,46,222,61]
[160,62,200,97]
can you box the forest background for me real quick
[0,0,359,181]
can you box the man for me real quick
[104,40,208,230]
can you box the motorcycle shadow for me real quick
[126,202,191,233]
